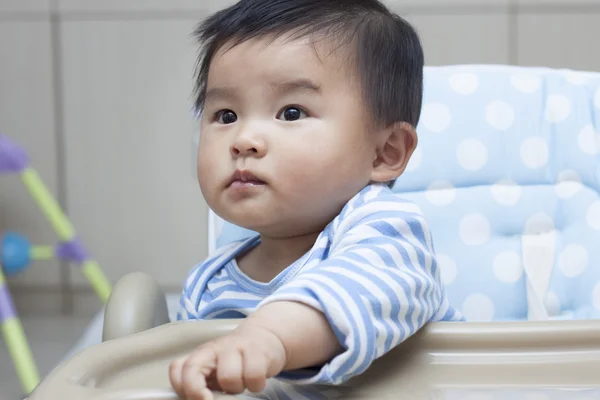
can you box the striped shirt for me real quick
[178,183,464,391]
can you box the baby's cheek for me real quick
[197,156,220,204]
[197,137,223,174]
[197,155,211,183]
[279,155,323,190]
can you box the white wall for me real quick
[1,0,599,315]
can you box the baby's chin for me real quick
[218,211,317,239]
[211,195,332,238]
[216,209,274,233]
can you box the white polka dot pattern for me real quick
[425,181,456,206]
[555,170,583,198]
[511,73,541,93]
[493,251,523,283]
[486,101,515,131]
[586,202,600,230]
[457,139,488,171]
[449,73,479,95]
[406,147,422,172]
[558,244,589,278]
[459,214,491,246]
[520,137,548,169]
[421,102,452,133]
[491,179,522,206]
[437,254,457,285]
[213,66,600,323]
[544,291,561,316]
[565,71,591,85]
[462,293,495,321]
[544,95,571,123]
[525,213,555,235]
[593,283,600,311]
[578,124,599,155]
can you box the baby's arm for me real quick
[170,194,456,398]
[169,300,340,399]
[242,301,343,369]
[257,194,460,385]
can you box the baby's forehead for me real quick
[208,34,358,86]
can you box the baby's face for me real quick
[197,35,378,238]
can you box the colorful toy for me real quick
[0,133,112,395]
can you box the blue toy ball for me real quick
[1,231,31,276]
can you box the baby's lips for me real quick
[229,169,267,185]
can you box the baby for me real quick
[169,0,464,399]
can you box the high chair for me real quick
[31,64,600,399]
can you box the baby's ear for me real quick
[370,121,417,183]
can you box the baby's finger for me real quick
[181,348,218,400]
[216,349,244,394]
[168,357,185,397]
[185,345,219,370]
[181,363,214,400]
[242,348,268,393]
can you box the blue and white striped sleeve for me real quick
[177,265,201,321]
[176,240,252,321]
[258,194,448,385]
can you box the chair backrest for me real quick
[207,65,600,322]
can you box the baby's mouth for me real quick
[228,169,267,188]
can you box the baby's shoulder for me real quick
[335,184,426,230]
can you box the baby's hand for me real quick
[169,325,287,400]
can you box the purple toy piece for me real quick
[0,284,18,322]
[0,134,30,174]
[56,237,90,264]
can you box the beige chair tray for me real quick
[30,318,600,399]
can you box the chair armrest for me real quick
[102,272,170,341]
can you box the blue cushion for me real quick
[211,65,600,322]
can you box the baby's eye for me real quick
[277,106,307,121]
[216,110,238,124]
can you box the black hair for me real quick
[192,0,424,129]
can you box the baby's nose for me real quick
[230,134,266,157]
